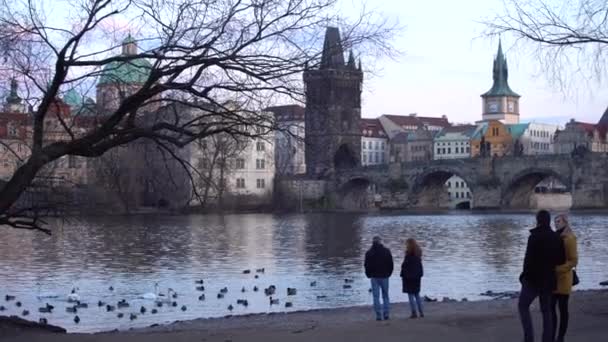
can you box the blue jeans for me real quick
[518,283,554,342]
[370,278,390,319]
[408,293,423,315]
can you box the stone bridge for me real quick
[329,153,608,210]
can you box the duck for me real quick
[0,305,5,311]
[256,268,265,273]
[117,299,130,308]
[264,285,276,296]
[220,287,228,294]
[343,284,352,289]
[75,301,88,309]
[269,297,279,305]
[5,295,15,301]
[97,300,105,307]
[241,287,246,293]
[253,286,259,292]
[140,306,146,314]
[22,310,29,316]
[109,286,114,291]
[155,289,175,304]
[217,293,224,299]
[310,281,317,287]
[228,304,234,311]
[38,303,53,313]
[156,301,163,307]
[285,302,293,308]
[67,288,80,303]
[39,318,48,325]
[198,294,205,301]
[129,313,137,320]
[106,304,115,312]
[117,313,124,318]
[171,291,178,299]
[195,279,204,284]
[254,275,259,279]
[287,288,297,296]
[316,295,327,299]
[66,306,77,313]
[236,299,249,307]
[74,315,80,324]
[344,279,354,284]
[151,308,158,314]
[15,301,22,307]
[171,301,178,307]
[181,305,187,311]
[196,286,205,292]
[243,269,251,274]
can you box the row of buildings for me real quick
[2,29,608,211]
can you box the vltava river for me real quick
[0,212,606,332]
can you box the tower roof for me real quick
[320,27,345,69]
[6,78,21,104]
[98,34,151,86]
[482,40,520,98]
[599,105,608,126]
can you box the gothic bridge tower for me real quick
[304,27,363,177]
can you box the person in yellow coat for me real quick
[552,213,578,342]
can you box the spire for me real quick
[6,78,21,104]
[320,27,345,69]
[599,105,608,126]
[347,50,356,68]
[481,39,520,98]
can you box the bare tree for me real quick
[0,0,398,233]
[484,0,608,90]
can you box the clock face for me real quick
[489,101,499,112]
[508,101,515,112]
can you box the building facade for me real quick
[515,122,558,155]
[554,119,608,154]
[268,105,306,175]
[480,41,520,124]
[471,120,513,157]
[304,27,363,176]
[360,118,389,166]
[433,125,475,159]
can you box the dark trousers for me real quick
[518,284,554,342]
[552,294,570,342]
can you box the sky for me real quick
[10,0,608,127]
[345,0,608,126]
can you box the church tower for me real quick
[480,40,520,124]
[304,27,363,176]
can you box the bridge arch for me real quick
[502,168,572,209]
[412,167,475,209]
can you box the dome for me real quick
[98,34,152,86]
[63,89,83,108]
[98,58,152,85]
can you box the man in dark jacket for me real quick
[519,210,566,342]
[364,236,394,321]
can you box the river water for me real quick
[0,212,607,332]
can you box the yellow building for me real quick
[470,120,513,157]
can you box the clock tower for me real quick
[480,40,520,124]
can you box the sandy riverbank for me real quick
[2,289,607,342]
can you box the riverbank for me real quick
[2,289,607,342]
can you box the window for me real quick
[256,179,265,189]
[256,142,265,151]
[448,192,451,198]
[236,178,245,188]
[461,192,465,199]
[447,148,451,154]
[467,192,471,198]
[256,159,265,169]
[466,147,470,153]
[456,192,460,198]
[374,152,379,163]
[436,149,441,155]
[381,142,385,150]
[236,158,245,169]
[447,181,451,187]
[380,154,384,163]
[461,182,465,188]
[455,182,459,188]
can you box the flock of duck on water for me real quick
[1,268,360,326]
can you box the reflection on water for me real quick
[0,212,607,333]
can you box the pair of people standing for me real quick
[519,210,578,342]
[363,236,424,321]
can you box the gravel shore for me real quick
[2,289,607,342]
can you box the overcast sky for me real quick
[346,0,608,126]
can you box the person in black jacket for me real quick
[364,236,394,321]
[519,210,566,342]
[400,238,424,318]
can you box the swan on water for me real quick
[67,288,80,302]
[140,283,160,300]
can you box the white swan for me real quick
[67,288,80,303]
[140,283,160,300]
